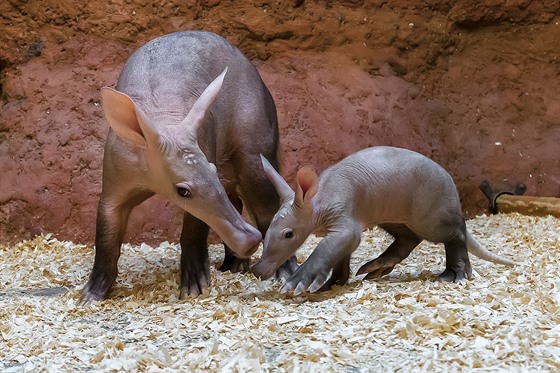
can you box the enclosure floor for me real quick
[1,213,558,371]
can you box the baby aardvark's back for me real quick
[316,146,462,232]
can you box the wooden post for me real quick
[495,195,560,218]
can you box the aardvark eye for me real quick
[283,230,294,239]
[176,186,191,198]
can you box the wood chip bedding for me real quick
[0,213,558,372]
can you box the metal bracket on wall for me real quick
[479,180,527,214]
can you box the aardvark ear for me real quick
[295,166,318,208]
[101,87,156,149]
[180,67,228,136]
[260,154,294,203]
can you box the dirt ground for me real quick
[0,1,559,245]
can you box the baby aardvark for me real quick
[252,146,518,295]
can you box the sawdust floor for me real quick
[1,213,559,372]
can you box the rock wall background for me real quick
[1,0,559,245]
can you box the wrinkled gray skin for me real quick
[252,146,518,295]
[82,31,296,302]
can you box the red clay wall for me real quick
[1,1,559,245]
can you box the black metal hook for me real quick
[479,180,527,214]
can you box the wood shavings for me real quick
[0,213,558,371]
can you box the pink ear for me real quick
[295,166,318,206]
[101,87,148,148]
[181,67,227,134]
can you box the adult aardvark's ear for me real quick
[295,166,318,208]
[101,87,156,149]
[180,67,228,137]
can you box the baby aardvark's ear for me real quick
[260,154,294,203]
[295,166,318,207]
